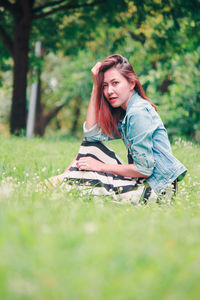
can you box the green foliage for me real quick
[163,49,200,137]
[0,9,13,77]
[0,0,200,137]
[0,60,12,129]
[0,0,130,134]
[38,51,95,135]
[0,136,200,299]
[0,10,13,84]
[140,47,200,138]
[1,0,128,63]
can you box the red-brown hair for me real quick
[96,54,157,138]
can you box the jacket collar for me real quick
[121,91,138,124]
[126,90,138,112]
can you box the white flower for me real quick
[0,182,14,199]
[84,222,97,234]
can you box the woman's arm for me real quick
[126,106,156,177]
[85,62,102,130]
[76,156,148,178]
[100,163,147,178]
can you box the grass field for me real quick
[0,136,200,300]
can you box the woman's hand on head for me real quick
[86,61,102,129]
[91,62,102,84]
[76,157,103,172]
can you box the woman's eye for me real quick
[113,81,119,85]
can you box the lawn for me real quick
[0,136,200,300]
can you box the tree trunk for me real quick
[10,16,32,135]
[71,96,82,134]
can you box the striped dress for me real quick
[63,140,157,204]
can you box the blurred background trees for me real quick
[0,0,128,135]
[0,0,200,139]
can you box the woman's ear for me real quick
[130,81,136,91]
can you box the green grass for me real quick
[0,136,200,300]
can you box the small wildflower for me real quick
[84,222,97,234]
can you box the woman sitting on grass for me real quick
[47,54,187,203]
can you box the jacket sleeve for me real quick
[83,122,113,142]
[127,107,156,176]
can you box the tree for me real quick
[96,0,200,138]
[0,0,127,135]
[37,50,94,137]
[36,0,200,138]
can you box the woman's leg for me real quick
[64,158,76,173]
[45,140,155,203]
[44,158,76,187]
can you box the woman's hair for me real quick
[96,54,157,138]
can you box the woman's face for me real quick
[103,67,134,110]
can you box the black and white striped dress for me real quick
[63,140,156,204]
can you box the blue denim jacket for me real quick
[83,91,187,194]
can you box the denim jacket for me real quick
[83,91,187,194]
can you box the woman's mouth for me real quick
[109,97,118,103]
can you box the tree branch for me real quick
[0,0,14,12]
[127,29,146,44]
[33,0,66,13]
[33,0,105,19]
[0,23,13,57]
[44,103,65,126]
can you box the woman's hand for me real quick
[85,61,102,130]
[91,61,102,85]
[76,157,104,172]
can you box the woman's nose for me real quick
[107,85,114,95]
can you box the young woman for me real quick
[47,54,187,203]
